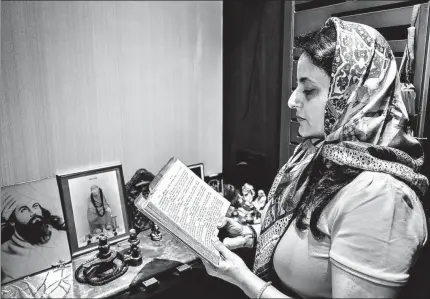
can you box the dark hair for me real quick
[1,206,65,244]
[294,23,337,77]
[291,24,360,239]
[295,157,362,240]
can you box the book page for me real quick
[136,158,230,265]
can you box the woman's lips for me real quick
[296,116,306,122]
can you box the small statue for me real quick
[237,183,255,216]
[124,229,142,266]
[244,212,254,224]
[224,184,243,209]
[232,183,256,224]
[125,169,155,234]
[242,183,255,204]
[253,190,267,211]
[98,235,110,257]
[241,183,255,211]
[75,234,128,286]
[150,222,162,242]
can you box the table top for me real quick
[1,229,197,298]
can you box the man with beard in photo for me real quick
[1,193,70,284]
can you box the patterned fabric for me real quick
[253,17,428,279]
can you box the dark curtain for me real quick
[223,0,285,193]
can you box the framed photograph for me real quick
[188,163,204,180]
[204,173,224,195]
[56,164,130,257]
[1,178,71,285]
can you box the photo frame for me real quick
[1,178,72,285]
[204,173,224,195]
[188,163,205,180]
[56,164,130,257]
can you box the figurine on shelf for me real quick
[75,234,128,286]
[150,222,162,242]
[125,169,155,234]
[253,189,267,211]
[224,184,243,209]
[236,183,256,223]
[224,183,264,224]
[241,183,255,204]
[124,229,142,266]
[244,212,254,224]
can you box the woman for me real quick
[203,18,428,298]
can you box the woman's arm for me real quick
[331,263,399,298]
[234,268,290,298]
[328,172,426,298]
[204,239,291,299]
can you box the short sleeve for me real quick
[329,172,427,287]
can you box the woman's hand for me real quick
[217,217,249,250]
[217,217,255,250]
[203,238,250,286]
[204,238,290,299]
[217,217,243,237]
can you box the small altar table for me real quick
[1,229,198,298]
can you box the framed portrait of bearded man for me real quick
[56,164,130,257]
[1,178,71,284]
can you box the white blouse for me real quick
[270,171,428,298]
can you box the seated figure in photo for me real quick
[204,17,428,298]
[87,185,113,234]
[1,194,69,284]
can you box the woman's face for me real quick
[288,53,331,139]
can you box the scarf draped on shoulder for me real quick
[253,17,428,279]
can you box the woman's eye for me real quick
[303,89,315,96]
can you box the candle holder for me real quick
[124,229,142,266]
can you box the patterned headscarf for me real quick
[253,17,428,279]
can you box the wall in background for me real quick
[1,1,222,186]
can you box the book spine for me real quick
[134,193,149,209]
[149,157,177,194]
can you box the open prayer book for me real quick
[134,157,231,266]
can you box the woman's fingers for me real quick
[212,237,234,259]
[202,260,214,275]
[217,217,228,229]
[223,236,245,250]
[202,259,221,276]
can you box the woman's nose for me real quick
[288,89,303,109]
